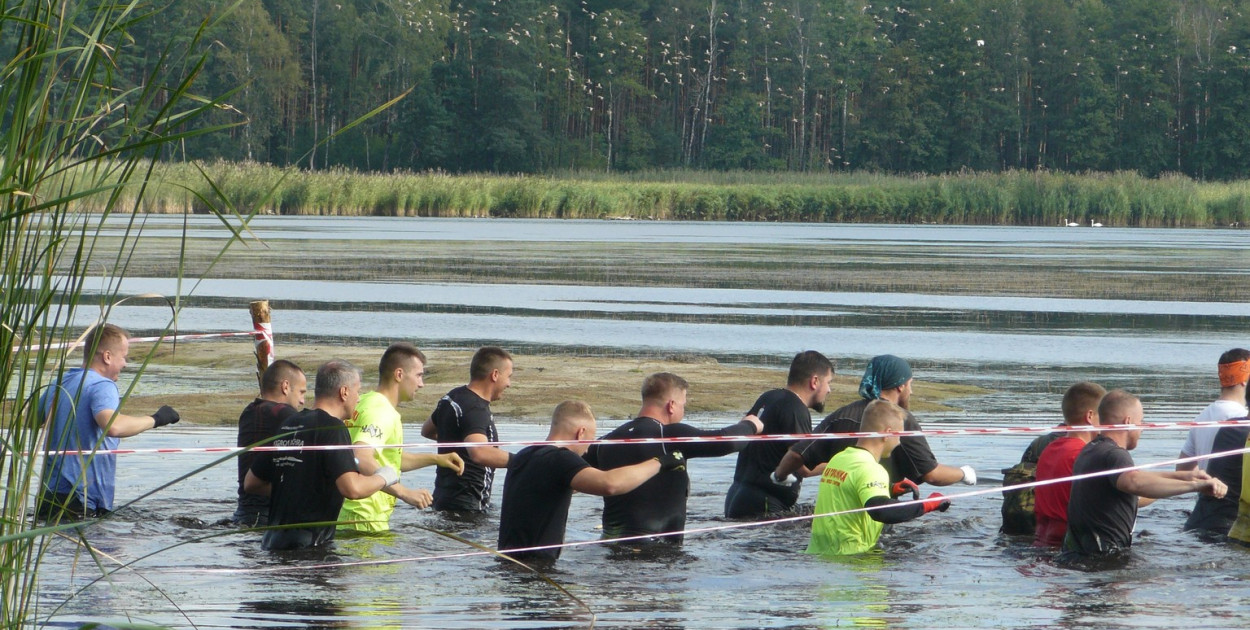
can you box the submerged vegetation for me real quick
[93,161,1250,227]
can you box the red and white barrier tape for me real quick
[174,448,1244,575]
[38,418,1250,457]
[16,330,258,353]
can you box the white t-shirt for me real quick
[1180,399,1250,469]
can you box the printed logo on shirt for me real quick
[822,466,848,485]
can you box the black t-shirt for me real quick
[789,398,940,483]
[431,386,498,512]
[497,445,591,561]
[1185,424,1249,533]
[1066,435,1138,555]
[584,416,756,542]
[729,389,813,503]
[249,408,358,550]
[236,399,298,496]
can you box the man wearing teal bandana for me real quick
[774,354,977,488]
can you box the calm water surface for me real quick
[38,218,1250,628]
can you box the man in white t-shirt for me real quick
[1177,348,1250,472]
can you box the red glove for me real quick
[922,492,951,514]
[890,479,920,501]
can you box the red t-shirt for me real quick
[1032,436,1087,547]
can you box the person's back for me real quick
[1032,435,1086,546]
[1000,431,1062,535]
[1184,424,1249,534]
[1179,349,1249,471]
[1064,435,1138,555]
[234,399,297,526]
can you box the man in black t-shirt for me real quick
[234,360,306,527]
[245,360,401,551]
[725,350,834,518]
[1064,390,1226,557]
[584,372,763,543]
[774,354,976,488]
[498,401,681,562]
[1184,423,1249,534]
[422,346,514,512]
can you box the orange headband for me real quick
[1218,360,1250,387]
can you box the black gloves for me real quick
[152,405,181,427]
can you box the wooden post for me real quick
[250,300,274,390]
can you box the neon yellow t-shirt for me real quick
[806,446,891,556]
[338,391,402,532]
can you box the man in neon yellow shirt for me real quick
[807,400,950,555]
[339,343,464,533]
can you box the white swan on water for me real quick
[1090,219,1103,227]
[1063,218,1079,226]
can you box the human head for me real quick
[1061,381,1106,426]
[260,359,307,409]
[550,400,597,455]
[469,346,513,401]
[83,323,129,381]
[787,350,835,412]
[859,355,913,408]
[314,359,362,419]
[1098,389,1144,450]
[641,372,690,424]
[860,399,907,456]
[379,342,427,402]
[1217,348,1250,390]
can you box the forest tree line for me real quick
[114,0,1250,179]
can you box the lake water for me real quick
[36,217,1250,628]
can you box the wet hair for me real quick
[551,400,595,435]
[470,346,512,382]
[315,359,360,400]
[260,359,304,395]
[641,372,689,405]
[1061,381,1106,425]
[860,399,905,434]
[379,342,426,383]
[1219,348,1250,365]
[787,350,835,387]
[1097,389,1140,425]
[82,323,127,364]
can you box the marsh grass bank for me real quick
[126,342,983,426]
[92,162,1250,227]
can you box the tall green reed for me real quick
[0,1,251,626]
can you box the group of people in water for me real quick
[36,323,1250,562]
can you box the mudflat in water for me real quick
[36,217,1250,627]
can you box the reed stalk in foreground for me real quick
[0,2,249,626]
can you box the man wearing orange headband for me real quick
[1177,348,1250,473]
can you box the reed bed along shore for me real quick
[90,161,1250,227]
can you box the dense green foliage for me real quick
[117,0,1250,178]
[108,161,1249,226]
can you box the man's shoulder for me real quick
[1199,399,1250,421]
[827,398,869,420]
[352,391,399,424]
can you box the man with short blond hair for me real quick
[38,324,181,520]
[423,346,515,512]
[584,372,763,543]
